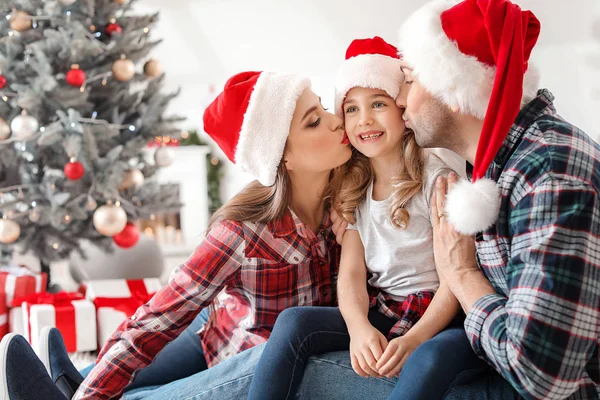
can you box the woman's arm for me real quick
[338,230,388,378]
[73,220,245,400]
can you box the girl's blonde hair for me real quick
[329,128,425,230]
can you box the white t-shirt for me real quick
[347,151,456,301]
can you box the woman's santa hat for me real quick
[334,36,404,115]
[398,0,541,235]
[203,71,311,186]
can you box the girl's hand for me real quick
[330,208,348,245]
[376,334,422,378]
[348,324,388,378]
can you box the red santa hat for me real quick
[398,0,541,235]
[203,71,311,186]
[334,36,404,115]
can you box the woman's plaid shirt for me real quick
[74,210,340,399]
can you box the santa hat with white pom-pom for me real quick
[397,0,541,235]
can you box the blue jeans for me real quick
[247,306,489,400]
[80,307,210,391]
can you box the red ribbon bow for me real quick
[92,280,155,320]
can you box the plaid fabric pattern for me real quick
[464,90,600,399]
[74,210,340,400]
[368,287,435,339]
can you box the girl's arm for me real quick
[338,230,388,377]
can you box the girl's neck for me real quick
[288,170,330,234]
[370,152,402,201]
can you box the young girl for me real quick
[247,37,487,400]
[0,70,352,399]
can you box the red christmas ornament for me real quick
[113,222,140,248]
[0,75,6,90]
[66,64,86,87]
[64,160,85,180]
[105,20,122,37]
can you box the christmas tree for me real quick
[0,0,183,283]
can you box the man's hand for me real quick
[330,208,348,245]
[348,323,388,378]
[430,173,479,281]
[376,334,422,378]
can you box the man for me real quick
[389,0,599,398]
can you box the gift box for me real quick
[12,292,97,353]
[84,279,162,347]
[0,265,47,308]
[0,294,6,339]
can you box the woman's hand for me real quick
[330,208,349,245]
[348,323,388,378]
[376,334,422,378]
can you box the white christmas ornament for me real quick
[0,118,10,140]
[119,169,145,190]
[93,204,127,236]
[0,219,21,244]
[154,147,175,167]
[11,112,39,138]
[58,0,77,4]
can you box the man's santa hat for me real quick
[334,36,404,115]
[398,0,541,235]
[203,71,311,186]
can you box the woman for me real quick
[0,70,351,399]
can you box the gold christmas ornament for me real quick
[113,0,128,4]
[0,218,21,244]
[119,169,145,191]
[9,10,32,32]
[112,55,135,82]
[143,59,162,78]
[58,0,78,5]
[154,146,175,167]
[93,203,127,236]
[0,117,10,140]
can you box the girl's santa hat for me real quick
[398,0,541,235]
[203,71,310,186]
[334,36,404,115]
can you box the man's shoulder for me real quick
[508,114,600,191]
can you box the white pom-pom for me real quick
[445,178,501,235]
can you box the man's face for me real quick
[395,67,458,150]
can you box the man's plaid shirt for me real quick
[74,210,340,399]
[464,90,600,399]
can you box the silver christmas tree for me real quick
[0,0,183,277]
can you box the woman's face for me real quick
[284,89,352,175]
[343,87,406,160]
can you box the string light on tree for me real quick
[9,10,32,32]
[113,222,140,248]
[66,64,86,87]
[10,111,39,138]
[93,202,127,236]
[64,158,85,180]
[112,54,135,82]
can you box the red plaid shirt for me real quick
[74,210,340,400]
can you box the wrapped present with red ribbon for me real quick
[12,291,97,353]
[0,293,7,339]
[84,279,162,348]
[0,265,47,308]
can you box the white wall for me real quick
[137,0,600,202]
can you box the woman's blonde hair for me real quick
[329,128,425,230]
[208,162,293,231]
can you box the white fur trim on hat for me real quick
[334,54,404,116]
[398,0,540,119]
[235,73,311,186]
[445,178,501,235]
